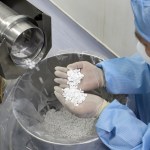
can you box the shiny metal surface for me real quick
[0,2,44,65]
[10,21,44,64]
[0,0,52,79]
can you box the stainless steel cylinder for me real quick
[0,1,44,65]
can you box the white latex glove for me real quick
[54,86,109,118]
[54,61,105,91]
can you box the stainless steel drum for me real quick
[0,1,44,65]
[12,53,122,150]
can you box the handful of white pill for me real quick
[62,69,87,106]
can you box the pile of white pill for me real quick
[67,69,84,88]
[62,69,87,106]
[30,107,96,143]
[24,58,36,69]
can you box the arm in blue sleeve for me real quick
[96,100,150,150]
[96,53,150,94]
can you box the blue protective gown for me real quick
[96,53,150,150]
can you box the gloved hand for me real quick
[54,61,105,91]
[54,86,109,118]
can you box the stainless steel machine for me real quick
[0,0,52,79]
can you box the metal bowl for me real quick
[12,53,116,150]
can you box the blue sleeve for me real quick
[96,53,150,94]
[96,100,150,150]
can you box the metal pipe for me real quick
[0,1,44,65]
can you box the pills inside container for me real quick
[29,107,96,143]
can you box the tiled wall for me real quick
[50,0,137,57]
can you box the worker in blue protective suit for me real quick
[54,0,150,149]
